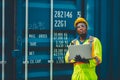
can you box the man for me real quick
[65,17,102,80]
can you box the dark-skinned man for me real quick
[65,17,102,80]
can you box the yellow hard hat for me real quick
[74,17,88,28]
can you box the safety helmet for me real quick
[74,17,88,28]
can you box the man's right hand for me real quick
[74,55,89,63]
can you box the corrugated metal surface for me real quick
[93,0,120,80]
[83,0,120,80]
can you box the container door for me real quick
[0,0,15,80]
[14,0,51,80]
[53,0,82,80]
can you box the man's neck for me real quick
[79,34,87,41]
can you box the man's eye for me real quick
[77,25,85,28]
[77,26,80,28]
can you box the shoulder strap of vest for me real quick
[89,36,94,46]
[70,39,77,45]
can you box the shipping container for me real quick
[0,0,120,80]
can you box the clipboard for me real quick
[68,44,92,60]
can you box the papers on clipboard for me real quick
[68,44,92,60]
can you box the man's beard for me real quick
[79,33,87,38]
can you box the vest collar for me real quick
[76,34,90,44]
